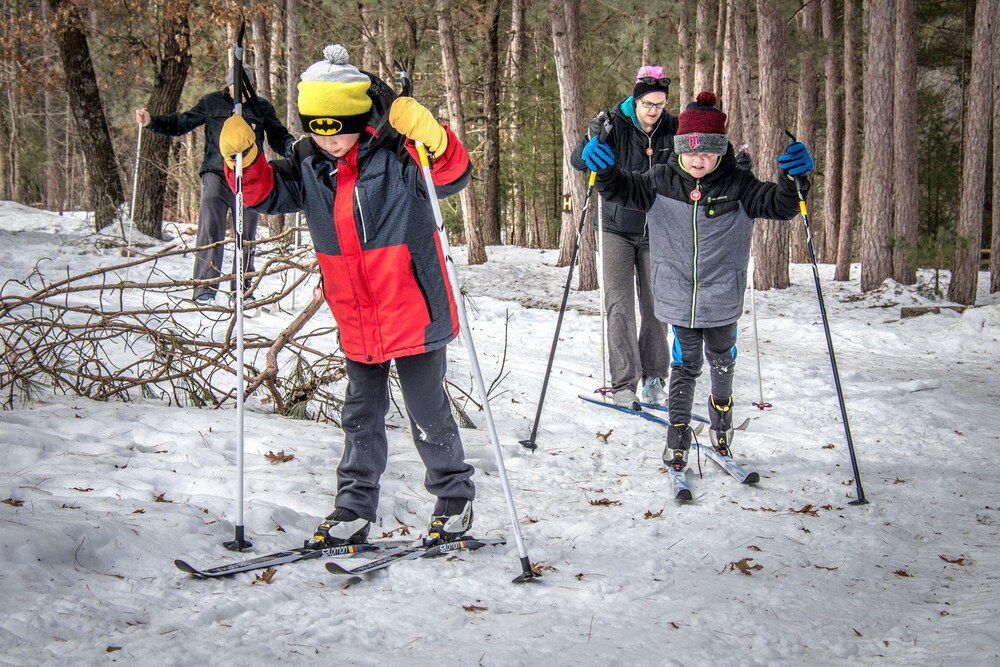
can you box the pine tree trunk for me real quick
[791,0,820,264]
[892,0,918,284]
[285,0,302,136]
[992,24,1000,295]
[436,0,486,264]
[694,0,714,92]
[676,0,692,108]
[50,0,125,232]
[835,0,861,282]
[821,0,843,264]
[551,0,596,289]
[480,0,503,246]
[859,0,895,292]
[713,0,727,96]
[752,0,789,290]
[949,0,994,304]
[505,0,527,246]
[133,2,191,241]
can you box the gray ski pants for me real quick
[192,172,259,299]
[668,323,738,425]
[602,230,670,391]
[335,346,476,522]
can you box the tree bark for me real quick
[550,0,596,290]
[713,0,727,96]
[436,0,486,264]
[480,0,503,247]
[285,0,302,136]
[694,0,714,93]
[132,1,191,241]
[859,0,894,292]
[821,0,842,264]
[992,23,1000,295]
[504,0,527,246]
[835,0,861,282]
[50,0,125,232]
[949,0,994,304]
[791,0,820,264]
[676,0,692,109]
[752,0,789,290]
[892,0,918,284]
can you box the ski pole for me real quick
[519,172,597,450]
[124,122,143,281]
[398,71,538,583]
[224,20,252,551]
[785,130,867,505]
[747,253,770,410]
[597,192,607,395]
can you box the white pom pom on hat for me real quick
[322,44,349,65]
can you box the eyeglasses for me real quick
[638,100,666,111]
[637,76,671,87]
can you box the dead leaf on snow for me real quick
[154,493,172,503]
[589,497,621,506]
[939,554,970,565]
[254,567,277,584]
[894,569,912,577]
[265,450,295,464]
[463,604,488,613]
[728,558,763,576]
[3,498,25,507]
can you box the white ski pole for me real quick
[124,123,142,281]
[747,253,770,410]
[224,22,251,551]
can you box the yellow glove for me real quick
[388,97,448,157]
[219,115,259,169]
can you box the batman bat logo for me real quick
[308,118,343,135]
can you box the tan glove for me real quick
[388,97,447,157]
[219,115,259,169]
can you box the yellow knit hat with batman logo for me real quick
[298,44,372,136]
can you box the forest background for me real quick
[0,0,997,306]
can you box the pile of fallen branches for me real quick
[0,228,349,420]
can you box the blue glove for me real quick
[581,136,615,171]
[777,141,814,176]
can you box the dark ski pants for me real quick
[192,172,259,300]
[601,230,670,391]
[668,323,738,425]
[335,346,476,522]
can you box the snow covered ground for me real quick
[1,200,999,666]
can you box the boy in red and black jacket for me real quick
[219,45,475,548]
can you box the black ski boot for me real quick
[709,395,735,457]
[304,508,371,550]
[426,497,473,545]
[662,423,692,472]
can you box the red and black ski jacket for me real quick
[227,126,471,364]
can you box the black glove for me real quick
[588,112,611,142]
[736,145,753,171]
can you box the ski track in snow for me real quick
[1,203,999,666]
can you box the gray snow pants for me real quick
[668,323,738,425]
[192,172,259,299]
[601,230,670,391]
[335,346,476,522]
